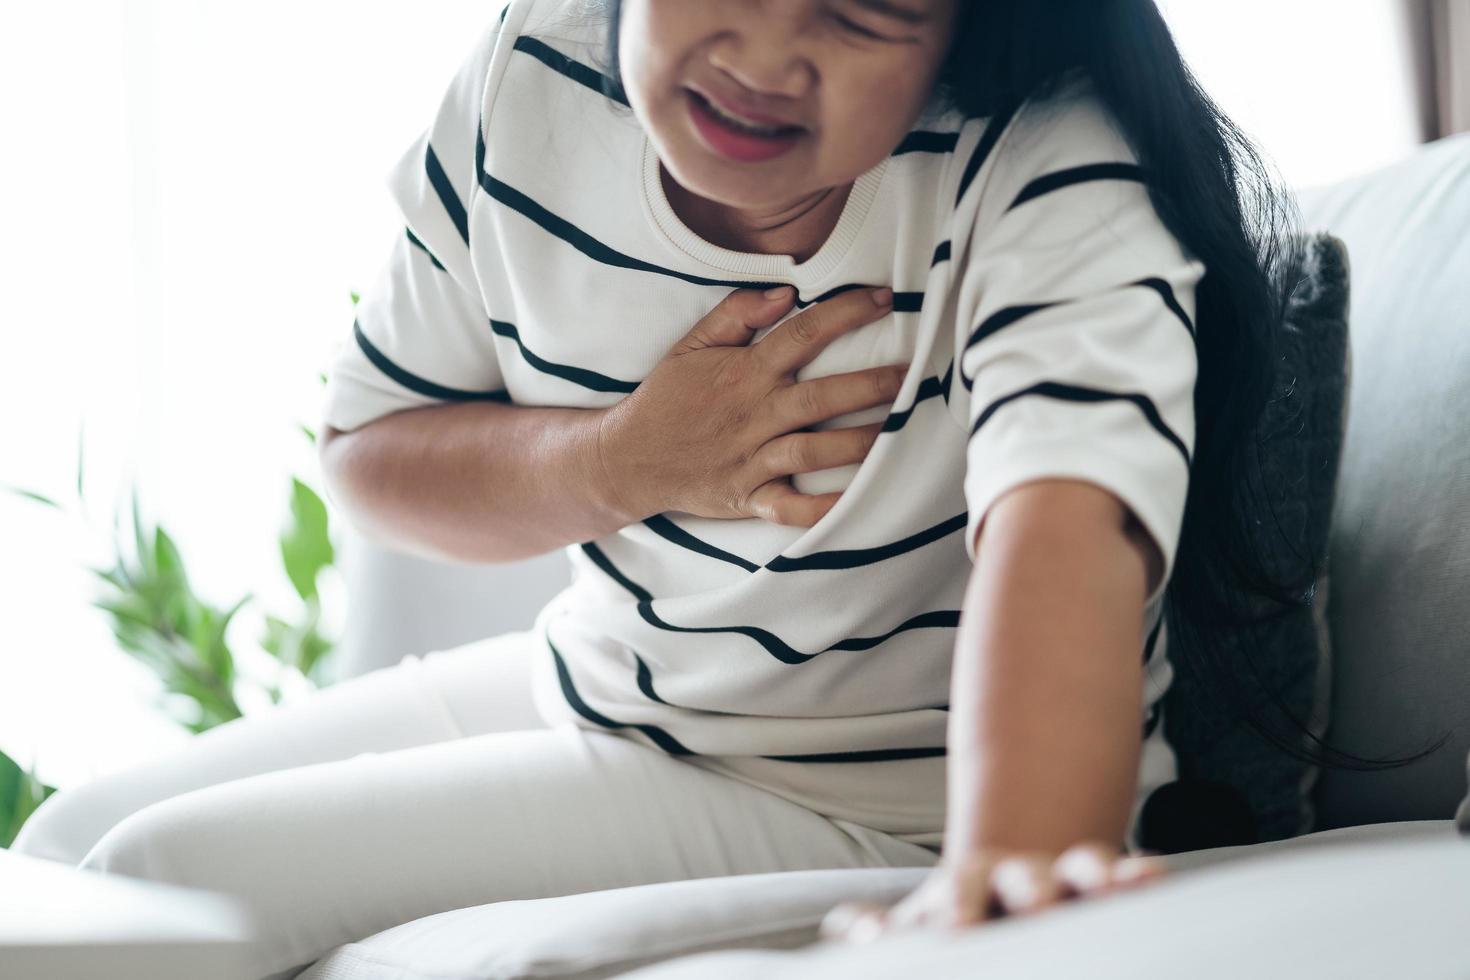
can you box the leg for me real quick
[78,724,940,979]
[11,630,548,865]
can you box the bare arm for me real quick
[318,402,634,566]
[944,478,1163,855]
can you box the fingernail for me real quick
[764,285,794,301]
[870,287,893,307]
[1114,858,1161,883]
[846,914,885,945]
[1061,854,1107,891]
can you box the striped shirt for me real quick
[320,0,1201,852]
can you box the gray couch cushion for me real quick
[295,868,927,980]
[1295,133,1470,828]
[615,822,1469,980]
[1149,232,1349,847]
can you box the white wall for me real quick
[0,0,499,788]
[0,0,1432,790]
[1160,0,1427,189]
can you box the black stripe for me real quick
[955,102,1020,208]
[581,542,959,664]
[893,130,961,156]
[930,240,951,268]
[548,635,695,754]
[1132,277,1197,341]
[643,514,760,572]
[1008,163,1147,212]
[513,36,630,106]
[404,227,445,271]
[353,320,511,403]
[970,381,1192,467]
[956,279,1199,393]
[641,509,964,572]
[939,359,956,406]
[1143,612,1163,665]
[634,653,672,705]
[958,303,1062,392]
[762,746,947,763]
[552,629,949,764]
[1143,701,1162,739]
[488,319,639,393]
[765,513,967,572]
[424,144,469,246]
[882,374,946,432]
[478,149,745,288]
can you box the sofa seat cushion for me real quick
[296,866,927,980]
[616,821,1469,980]
[297,822,1453,980]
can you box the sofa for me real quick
[276,131,1470,980]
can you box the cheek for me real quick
[620,1,677,80]
[828,72,930,151]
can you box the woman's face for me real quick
[619,0,960,220]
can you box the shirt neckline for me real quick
[640,133,888,282]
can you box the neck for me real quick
[661,163,853,264]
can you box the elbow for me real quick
[318,423,371,535]
[317,424,351,499]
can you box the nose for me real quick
[706,11,813,103]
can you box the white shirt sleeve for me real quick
[319,3,519,434]
[947,81,1203,608]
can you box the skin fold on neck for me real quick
[659,158,855,265]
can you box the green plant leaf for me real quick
[1,484,63,510]
[202,593,250,683]
[87,563,129,591]
[0,748,58,849]
[280,478,333,602]
[349,291,360,306]
[76,422,86,504]
[299,423,317,445]
[153,525,190,599]
[130,484,155,582]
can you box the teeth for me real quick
[698,93,796,137]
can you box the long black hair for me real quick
[590,0,1444,774]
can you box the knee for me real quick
[10,783,118,866]
[78,794,205,885]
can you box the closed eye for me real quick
[831,13,891,40]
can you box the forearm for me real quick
[318,401,636,565]
[943,481,1154,857]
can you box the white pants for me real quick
[11,630,940,980]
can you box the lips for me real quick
[685,88,807,163]
[685,86,807,133]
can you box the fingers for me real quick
[1111,853,1167,888]
[756,423,885,480]
[818,902,889,944]
[774,364,908,433]
[1053,842,1115,897]
[821,845,1171,946]
[990,856,1065,916]
[743,481,842,527]
[675,286,796,355]
[1054,842,1167,898]
[752,285,894,378]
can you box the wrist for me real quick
[591,405,654,525]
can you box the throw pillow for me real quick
[1143,232,1350,850]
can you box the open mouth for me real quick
[685,88,807,139]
